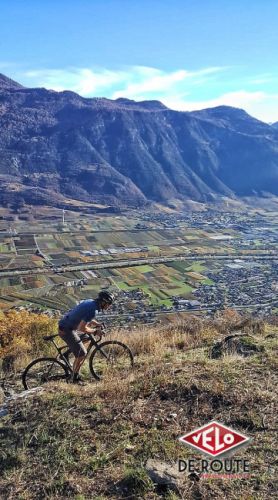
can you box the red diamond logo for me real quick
[179,420,250,457]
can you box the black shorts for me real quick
[59,329,87,358]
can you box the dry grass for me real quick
[0,312,277,499]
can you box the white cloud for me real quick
[248,73,275,85]
[112,69,188,98]
[163,90,265,111]
[22,65,224,98]
[112,66,223,99]
[20,65,278,122]
[163,90,278,123]
[24,67,126,94]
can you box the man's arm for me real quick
[87,319,101,328]
[76,319,101,334]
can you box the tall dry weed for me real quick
[0,310,56,372]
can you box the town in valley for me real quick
[0,202,277,325]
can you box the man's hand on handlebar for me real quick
[95,323,106,336]
[84,322,105,337]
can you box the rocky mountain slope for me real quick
[0,73,278,207]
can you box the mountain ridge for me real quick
[0,73,278,208]
[0,73,25,90]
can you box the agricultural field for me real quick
[0,256,216,312]
[0,206,277,317]
[0,222,236,271]
[0,206,143,234]
[112,263,194,306]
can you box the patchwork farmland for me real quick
[0,205,277,319]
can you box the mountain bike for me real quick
[22,325,134,390]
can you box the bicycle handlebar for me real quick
[77,323,107,342]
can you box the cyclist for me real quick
[58,290,115,383]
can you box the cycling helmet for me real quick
[98,290,115,305]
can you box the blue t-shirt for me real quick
[59,299,99,331]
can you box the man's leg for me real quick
[60,329,87,381]
[72,355,86,376]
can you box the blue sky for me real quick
[1,0,278,122]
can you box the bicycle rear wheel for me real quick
[89,341,134,381]
[22,357,69,390]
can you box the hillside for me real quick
[1,73,278,208]
[0,312,277,499]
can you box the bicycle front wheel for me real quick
[89,341,134,381]
[22,357,69,390]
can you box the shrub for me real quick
[0,310,57,371]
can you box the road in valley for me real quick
[0,252,276,278]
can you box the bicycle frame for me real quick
[49,331,109,373]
